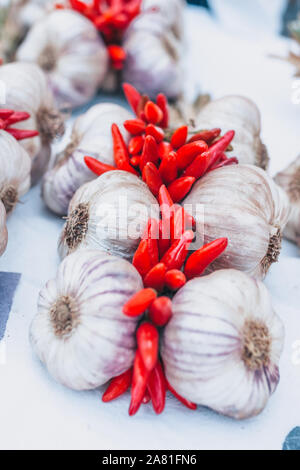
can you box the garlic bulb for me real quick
[162,269,284,420]
[0,201,8,257]
[0,130,31,214]
[274,155,300,247]
[59,170,159,260]
[0,62,65,182]
[30,250,143,390]
[42,102,134,216]
[183,164,290,279]
[123,0,184,99]
[194,96,269,169]
[17,9,109,108]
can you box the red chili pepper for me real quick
[84,156,117,176]
[149,296,173,327]
[129,350,150,416]
[102,368,132,402]
[167,176,195,203]
[165,269,186,291]
[161,230,194,271]
[6,128,39,140]
[184,238,228,280]
[132,239,153,277]
[123,83,142,115]
[124,119,146,135]
[128,135,144,155]
[209,156,238,171]
[143,262,167,291]
[111,123,138,175]
[188,128,221,144]
[142,217,159,242]
[156,93,169,128]
[171,125,188,149]
[166,379,197,410]
[140,135,159,171]
[171,205,185,241]
[130,156,141,167]
[124,0,142,19]
[123,288,157,317]
[0,109,14,119]
[159,151,178,185]
[4,111,30,126]
[176,140,208,171]
[145,124,165,143]
[182,153,208,179]
[158,185,174,250]
[158,141,172,160]
[69,0,87,13]
[144,101,163,125]
[143,162,163,196]
[107,44,126,62]
[137,322,159,372]
[204,130,235,171]
[142,219,159,268]
[158,220,170,258]
[147,361,166,414]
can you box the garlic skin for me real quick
[42,103,134,216]
[0,130,31,214]
[195,96,269,169]
[58,170,159,260]
[0,201,8,257]
[30,250,143,391]
[183,164,290,279]
[17,9,109,108]
[162,269,284,420]
[274,155,300,247]
[123,0,184,99]
[0,62,65,182]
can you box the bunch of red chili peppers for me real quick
[0,109,39,141]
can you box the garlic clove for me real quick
[30,250,143,390]
[162,269,284,419]
[58,170,160,260]
[182,164,290,279]
[0,201,8,257]
[274,155,300,247]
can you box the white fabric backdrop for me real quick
[0,5,300,450]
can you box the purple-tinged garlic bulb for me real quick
[0,62,65,183]
[42,102,133,216]
[17,9,109,108]
[58,170,159,260]
[194,96,269,169]
[275,155,300,248]
[123,0,184,99]
[162,269,284,419]
[183,164,290,279]
[0,201,8,257]
[30,250,143,390]
[0,130,31,215]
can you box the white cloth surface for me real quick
[0,6,300,450]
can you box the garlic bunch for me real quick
[183,164,290,279]
[30,250,143,390]
[42,102,134,216]
[162,269,284,419]
[123,0,184,99]
[17,9,109,108]
[58,170,159,260]
[0,201,8,257]
[0,62,65,182]
[275,155,300,248]
[194,96,269,169]
[0,130,31,215]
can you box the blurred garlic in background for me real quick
[42,103,133,216]
[162,269,284,419]
[0,201,8,257]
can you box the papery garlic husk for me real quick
[0,62,65,182]
[194,96,269,169]
[274,155,300,247]
[17,9,109,108]
[123,0,184,99]
[183,164,290,279]
[162,269,284,419]
[0,201,8,257]
[58,170,160,260]
[42,102,134,216]
[0,130,31,214]
[30,250,143,390]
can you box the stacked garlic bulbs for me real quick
[42,103,134,216]
[162,269,284,419]
[275,155,300,248]
[0,201,8,257]
[0,62,65,182]
[17,9,109,108]
[58,171,159,260]
[30,250,143,390]
[183,164,290,279]
[123,0,184,99]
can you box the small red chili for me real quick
[132,239,153,277]
[102,368,132,402]
[159,151,178,185]
[184,238,228,280]
[144,101,163,125]
[176,140,208,171]
[124,119,146,135]
[140,135,159,171]
[129,350,150,416]
[156,93,169,128]
[123,83,142,115]
[84,156,117,176]
[149,296,173,327]
[165,269,187,291]
[128,135,144,155]
[137,322,159,372]
[167,176,195,203]
[171,125,188,149]
[143,162,163,197]
[145,124,165,143]
[123,288,157,317]
[188,128,221,144]
[147,361,166,414]
[161,230,194,271]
